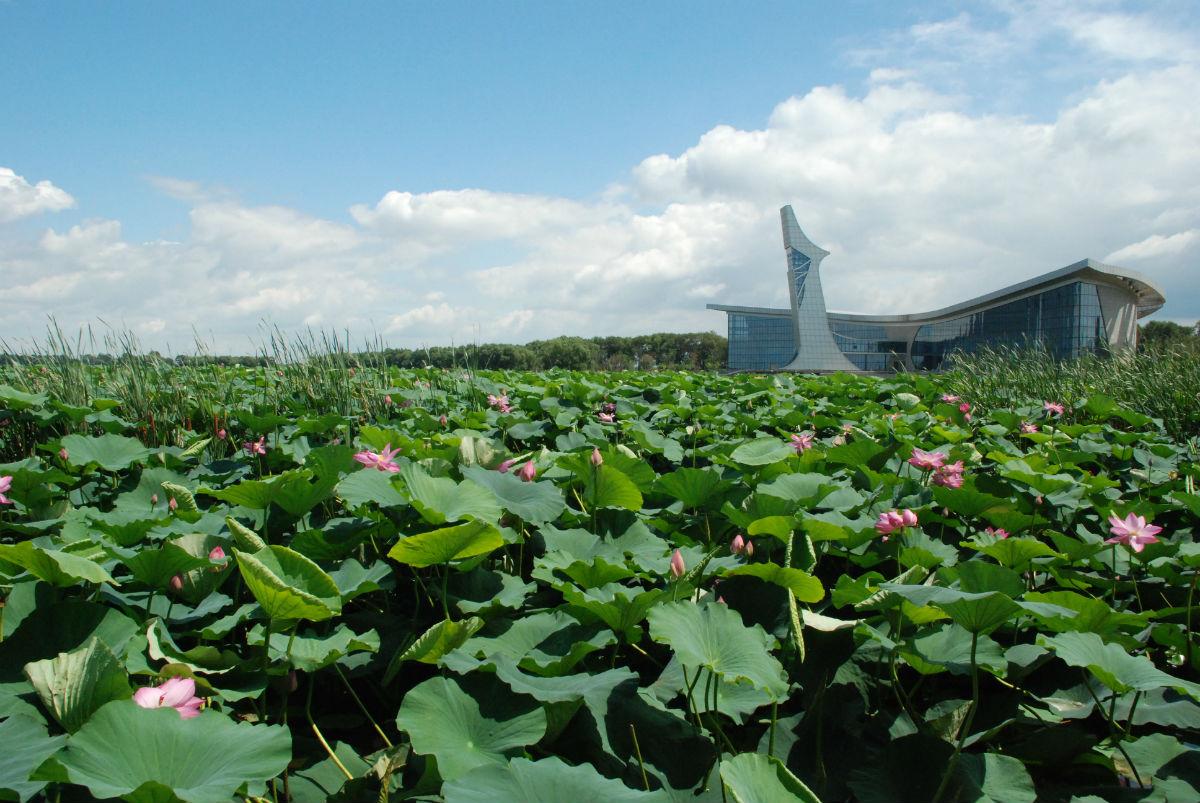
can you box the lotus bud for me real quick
[169,497,178,511]
[590,447,603,467]
[731,534,746,554]
[517,461,537,482]
[217,428,227,440]
[59,447,69,461]
[169,574,184,591]
[439,414,448,427]
[670,548,685,579]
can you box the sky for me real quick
[1,0,1197,354]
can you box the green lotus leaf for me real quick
[720,752,821,803]
[50,701,290,803]
[880,584,1020,634]
[449,610,615,676]
[444,756,670,802]
[1039,632,1200,700]
[461,464,566,522]
[0,542,116,588]
[723,562,825,603]
[122,543,210,590]
[395,617,484,666]
[335,468,408,510]
[60,433,151,471]
[653,467,729,508]
[647,601,788,699]
[234,545,341,622]
[387,520,503,568]
[395,674,546,781]
[730,437,794,466]
[23,637,132,733]
[160,482,202,523]
[583,464,643,511]
[400,462,501,525]
[0,714,65,802]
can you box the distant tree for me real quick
[1139,320,1196,351]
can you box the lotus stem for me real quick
[629,723,650,791]
[334,664,393,748]
[307,676,354,781]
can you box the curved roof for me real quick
[824,259,1166,324]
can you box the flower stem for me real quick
[306,676,354,781]
[334,664,393,748]
[931,629,980,803]
[629,723,650,791]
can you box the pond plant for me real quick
[0,366,1197,802]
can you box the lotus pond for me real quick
[0,368,1197,802]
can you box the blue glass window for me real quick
[728,313,795,370]
[911,282,1106,369]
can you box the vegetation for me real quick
[0,358,1197,802]
[942,342,1200,439]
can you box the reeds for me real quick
[941,343,1200,438]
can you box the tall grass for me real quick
[941,343,1200,438]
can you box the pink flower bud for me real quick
[901,509,918,527]
[590,447,603,467]
[209,546,226,561]
[517,461,537,482]
[439,414,448,427]
[150,493,159,506]
[168,497,178,511]
[217,428,227,440]
[384,395,393,405]
[745,539,754,558]
[497,458,516,474]
[169,574,184,591]
[670,548,686,579]
[59,447,69,461]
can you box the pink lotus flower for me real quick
[908,448,946,471]
[496,458,517,474]
[941,394,960,403]
[133,676,203,719]
[932,460,965,488]
[1105,512,1163,553]
[150,493,159,507]
[169,574,184,591]
[59,447,69,461]
[216,428,227,440]
[875,509,918,541]
[439,414,448,427]
[957,402,973,422]
[209,545,228,572]
[168,497,178,512]
[517,461,537,482]
[730,534,754,557]
[985,527,1010,539]
[601,402,617,414]
[670,548,686,579]
[1044,401,1065,416]
[487,393,512,413]
[1020,422,1039,434]
[790,432,814,453]
[354,443,402,473]
[597,412,615,423]
[0,475,12,506]
[244,436,267,456]
[590,447,603,467]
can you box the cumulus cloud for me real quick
[1,2,1197,351]
[0,167,75,222]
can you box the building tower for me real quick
[778,206,858,372]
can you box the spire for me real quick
[780,205,829,258]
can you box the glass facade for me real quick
[789,250,811,308]
[828,321,909,372]
[727,313,795,370]
[911,282,1106,369]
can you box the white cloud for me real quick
[0,167,75,222]
[1106,230,1199,262]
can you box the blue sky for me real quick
[2,1,1197,351]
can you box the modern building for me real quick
[708,206,1166,372]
